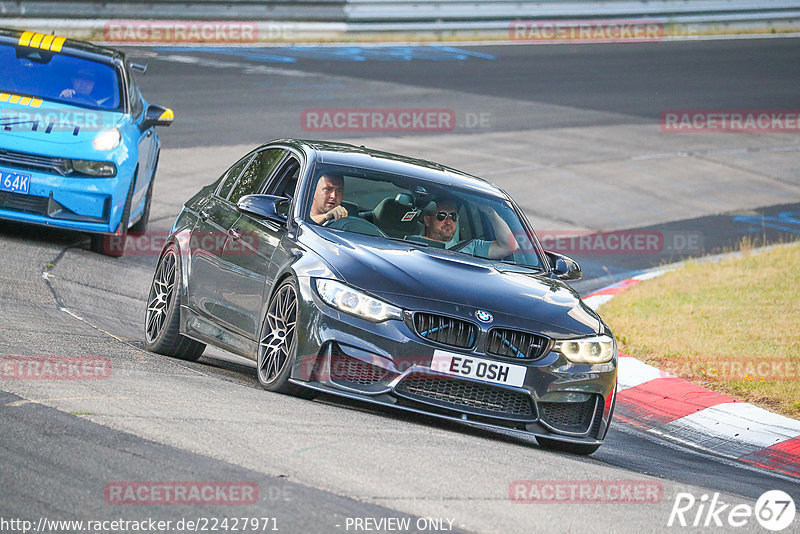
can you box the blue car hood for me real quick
[0,99,124,148]
[305,227,601,337]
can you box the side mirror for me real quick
[546,251,582,281]
[140,104,174,130]
[237,194,290,223]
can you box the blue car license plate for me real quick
[0,169,31,194]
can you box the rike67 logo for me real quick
[669,490,795,531]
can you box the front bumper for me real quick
[0,169,127,234]
[290,277,617,444]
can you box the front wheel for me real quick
[91,172,137,257]
[129,175,154,235]
[144,244,206,360]
[256,278,314,398]
[536,437,601,455]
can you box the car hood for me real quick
[0,99,124,147]
[304,227,601,337]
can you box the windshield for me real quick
[305,163,544,270]
[0,43,122,111]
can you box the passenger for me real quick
[309,174,348,224]
[421,198,518,259]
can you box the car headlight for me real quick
[70,159,117,177]
[553,334,616,364]
[315,279,402,322]
[93,128,121,150]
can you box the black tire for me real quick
[129,174,154,235]
[144,244,206,361]
[536,437,601,456]
[91,171,137,257]
[256,277,315,399]
[89,233,126,257]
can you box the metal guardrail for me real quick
[345,1,800,23]
[2,0,800,22]
[0,1,346,21]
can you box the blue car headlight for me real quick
[553,334,616,364]
[315,279,402,322]
[69,159,117,177]
[92,127,121,151]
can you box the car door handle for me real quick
[228,228,241,241]
[198,209,210,220]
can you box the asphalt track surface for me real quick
[1,39,799,533]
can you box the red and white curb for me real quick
[584,271,800,479]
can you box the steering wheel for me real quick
[324,216,388,238]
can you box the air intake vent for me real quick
[412,313,476,349]
[0,148,70,176]
[539,396,598,434]
[486,328,549,360]
[0,191,49,216]
[330,351,387,386]
[395,372,534,420]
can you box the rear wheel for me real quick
[256,278,314,398]
[536,437,601,455]
[144,244,206,360]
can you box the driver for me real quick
[59,68,99,103]
[421,198,517,259]
[309,173,348,224]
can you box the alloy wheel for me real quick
[258,283,297,384]
[145,249,176,343]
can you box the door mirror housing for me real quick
[237,194,290,223]
[545,251,582,281]
[140,104,174,130]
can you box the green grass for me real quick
[599,242,800,419]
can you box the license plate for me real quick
[430,350,527,387]
[0,169,31,194]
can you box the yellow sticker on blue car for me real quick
[0,93,43,108]
[18,31,67,53]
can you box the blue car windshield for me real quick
[0,44,122,111]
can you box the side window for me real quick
[217,155,253,200]
[127,71,144,118]
[266,157,301,199]
[229,149,287,204]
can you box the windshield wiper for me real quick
[497,260,543,272]
[387,237,428,247]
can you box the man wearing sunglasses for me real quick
[421,199,517,259]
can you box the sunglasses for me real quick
[435,211,458,222]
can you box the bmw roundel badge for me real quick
[475,310,493,323]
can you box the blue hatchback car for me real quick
[0,29,173,255]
